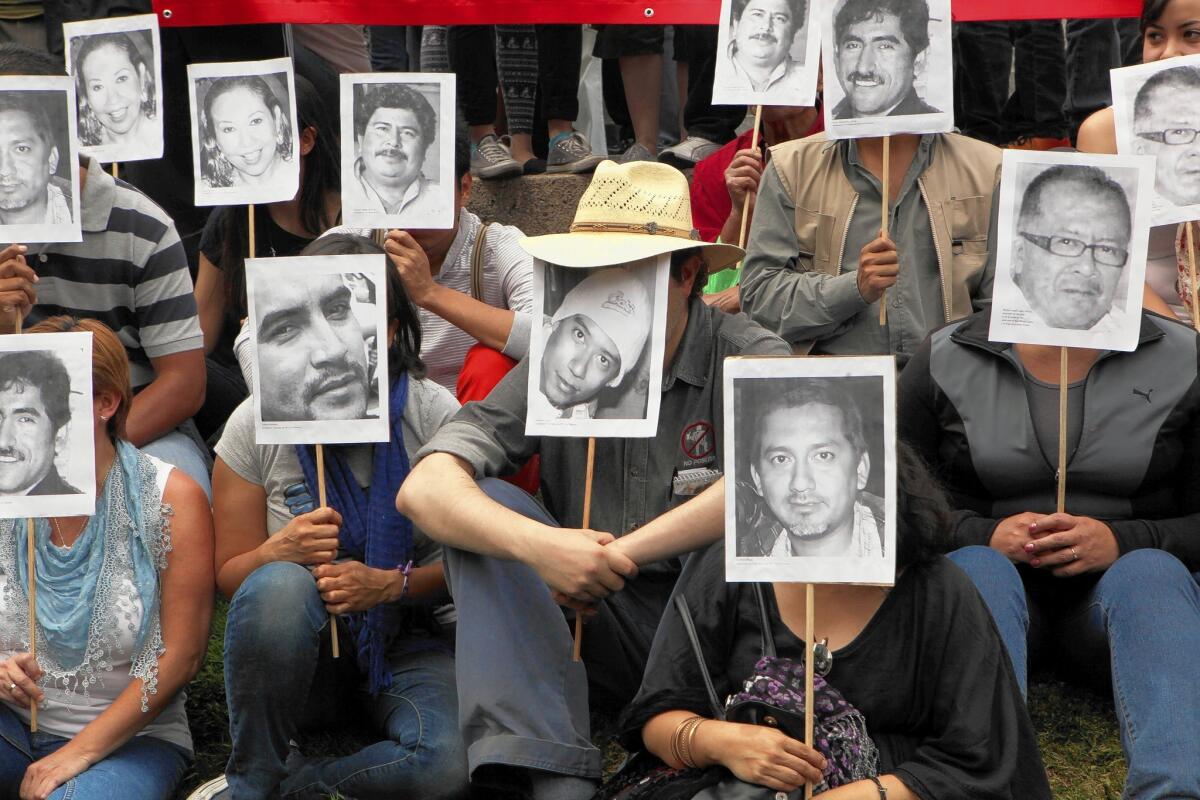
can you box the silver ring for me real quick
[1071,547,1079,561]
[6,683,14,692]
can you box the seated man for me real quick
[740,124,1000,366]
[192,234,468,800]
[396,161,788,800]
[0,44,209,496]
[899,305,1200,797]
[0,351,81,496]
[532,266,652,421]
[735,379,882,559]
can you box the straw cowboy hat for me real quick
[520,160,744,271]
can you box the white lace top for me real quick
[0,456,191,753]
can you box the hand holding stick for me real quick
[573,437,597,662]
[735,104,765,253]
[315,444,340,658]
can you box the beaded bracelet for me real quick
[398,560,414,599]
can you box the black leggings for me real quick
[448,25,582,134]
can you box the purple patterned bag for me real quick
[724,654,879,792]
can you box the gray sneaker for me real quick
[185,775,230,800]
[471,134,522,179]
[658,136,721,169]
[617,141,657,164]
[546,131,604,174]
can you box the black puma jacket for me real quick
[899,308,1200,571]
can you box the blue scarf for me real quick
[16,440,161,670]
[295,373,414,695]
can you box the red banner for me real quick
[153,0,1141,27]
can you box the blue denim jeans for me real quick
[141,427,212,501]
[223,561,468,800]
[950,546,1200,799]
[0,704,189,800]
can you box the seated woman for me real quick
[189,234,468,800]
[0,317,214,800]
[192,74,340,443]
[617,445,1050,799]
[899,304,1200,797]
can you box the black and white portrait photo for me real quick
[820,0,954,138]
[989,150,1154,353]
[188,58,299,207]
[526,255,669,439]
[712,0,820,107]
[340,73,455,230]
[246,254,391,445]
[724,356,896,585]
[63,14,163,164]
[0,332,95,518]
[0,76,81,244]
[1112,54,1200,226]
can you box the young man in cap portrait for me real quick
[534,265,653,421]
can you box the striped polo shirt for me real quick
[27,158,203,389]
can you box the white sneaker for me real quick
[185,775,230,800]
[658,136,721,169]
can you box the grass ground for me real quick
[178,602,1127,798]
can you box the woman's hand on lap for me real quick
[20,747,91,800]
[313,561,396,613]
[1025,513,1120,576]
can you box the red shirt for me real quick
[690,116,825,244]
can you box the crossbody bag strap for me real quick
[673,593,726,720]
[751,583,777,659]
[470,222,492,301]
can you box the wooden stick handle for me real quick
[248,204,256,260]
[315,444,340,659]
[26,518,36,731]
[111,162,118,180]
[879,135,891,327]
[1057,347,1068,514]
[735,105,765,254]
[803,582,815,800]
[573,437,597,663]
[1187,222,1199,333]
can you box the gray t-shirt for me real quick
[216,375,460,620]
[1024,374,1085,468]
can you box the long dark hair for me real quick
[217,74,341,319]
[298,234,425,382]
[1142,0,1170,33]
[894,441,955,569]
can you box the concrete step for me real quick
[466,171,592,237]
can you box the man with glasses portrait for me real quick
[1132,65,1200,209]
[1012,164,1132,333]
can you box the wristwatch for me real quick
[868,776,887,798]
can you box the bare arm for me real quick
[1076,107,1117,154]
[194,253,227,356]
[1143,283,1175,317]
[610,478,726,566]
[386,230,516,351]
[124,349,206,448]
[18,471,214,800]
[396,451,637,601]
